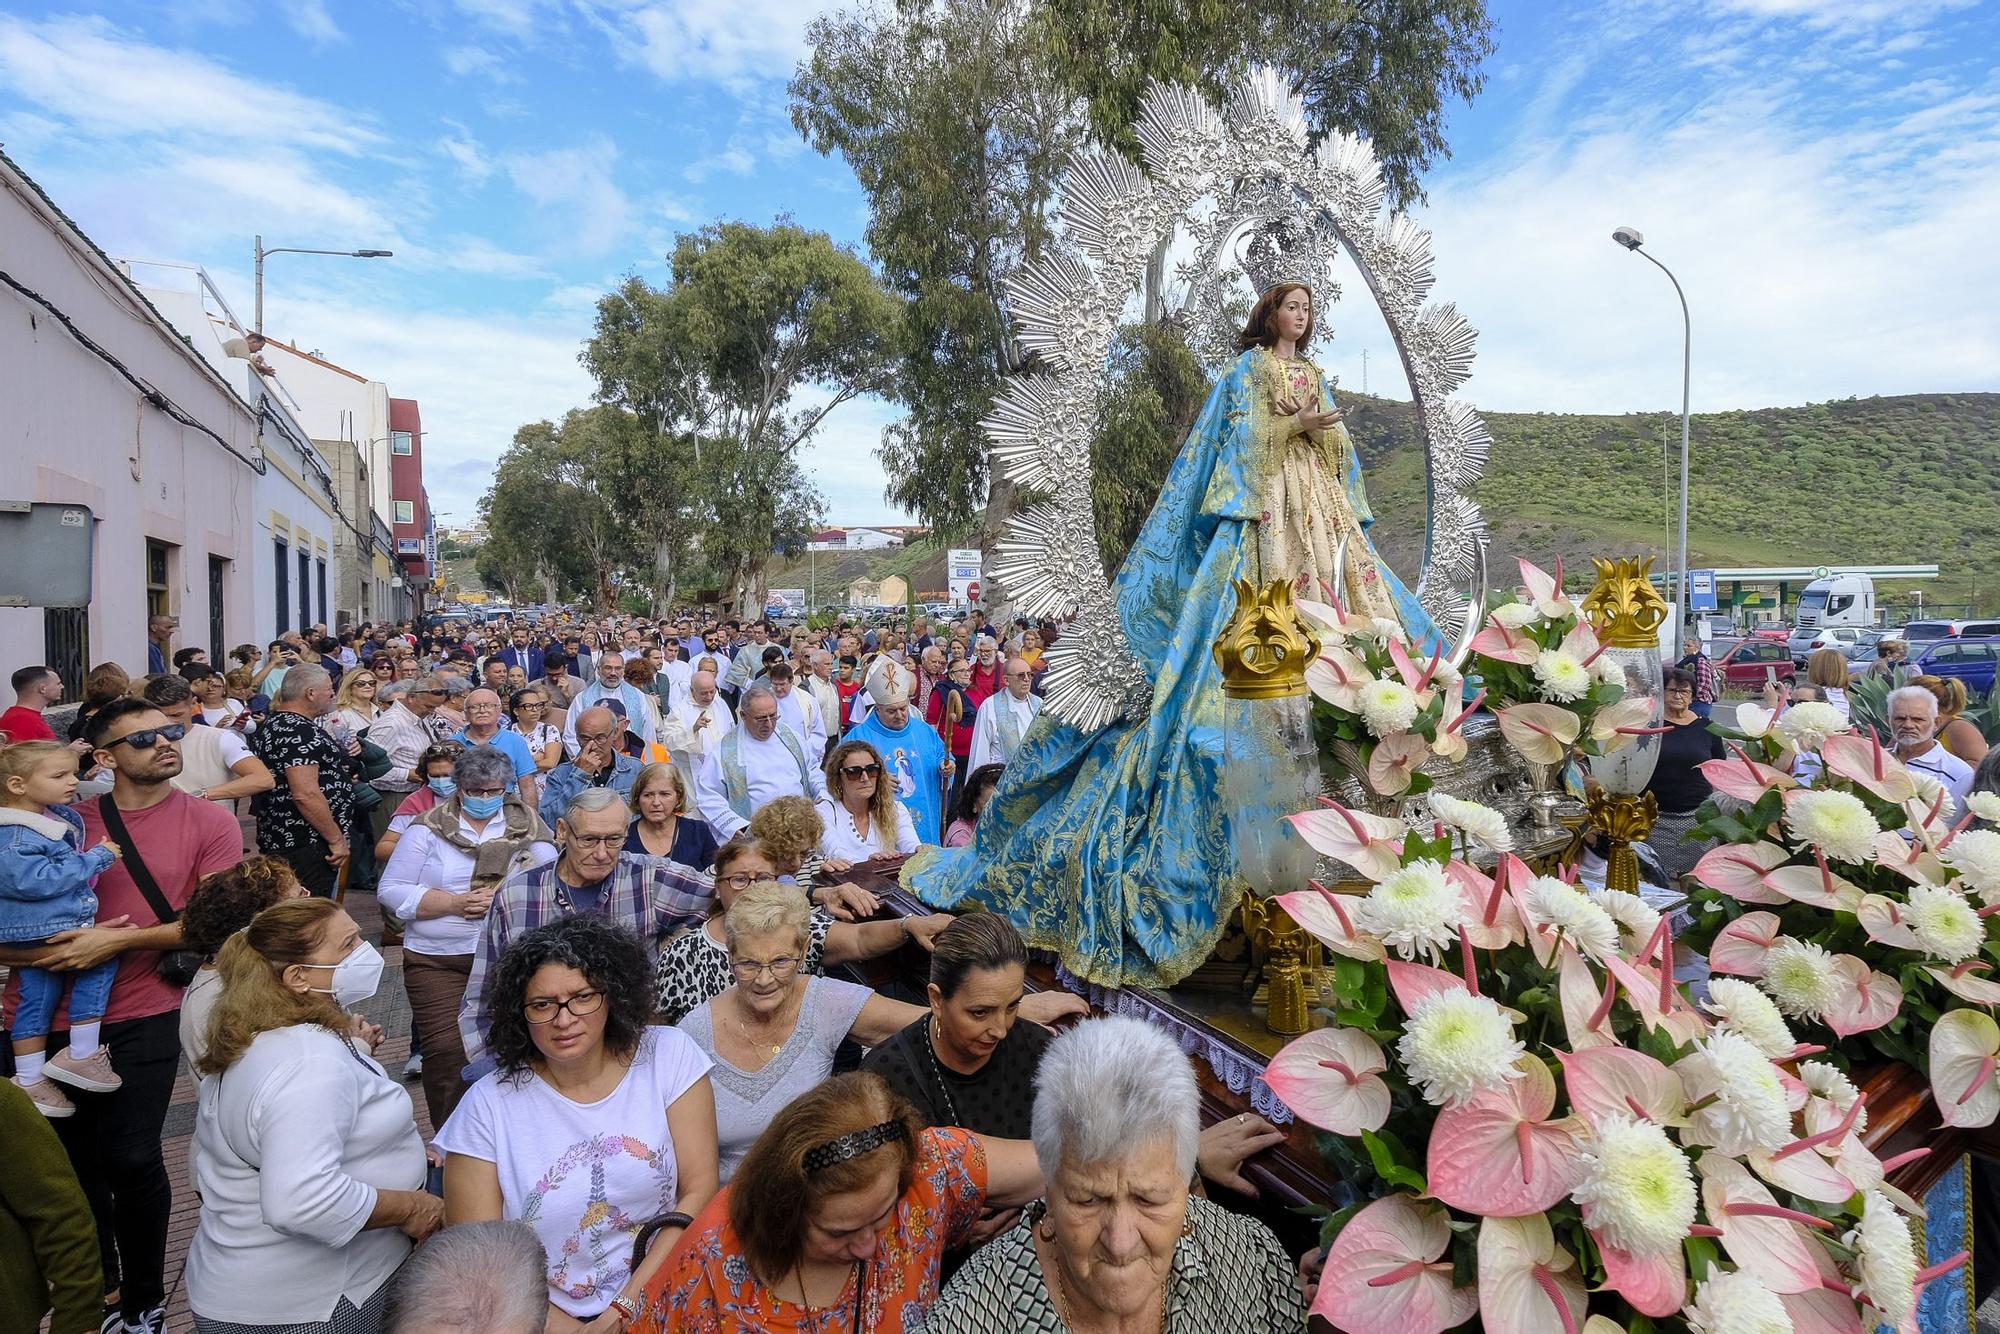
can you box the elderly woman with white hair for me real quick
[922,1015,1307,1333]
[383,1220,550,1334]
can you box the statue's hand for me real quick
[1296,406,1344,433]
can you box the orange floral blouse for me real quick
[634,1127,988,1332]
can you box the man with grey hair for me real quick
[383,1220,549,1334]
[1889,684,1974,806]
[459,786,713,1063]
[805,649,842,753]
[692,681,826,842]
[248,664,357,896]
[537,705,641,828]
[968,656,1042,770]
[845,685,951,843]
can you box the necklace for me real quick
[731,985,800,1058]
[789,1259,864,1332]
[921,1018,965,1125]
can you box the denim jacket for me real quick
[0,805,116,942]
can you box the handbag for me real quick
[96,796,204,988]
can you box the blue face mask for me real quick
[461,792,506,819]
[428,777,456,797]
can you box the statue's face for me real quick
[1276,287,1312,342]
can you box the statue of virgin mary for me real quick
[903,280,1440,989]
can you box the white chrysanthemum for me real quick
[1590,887,1663,954]
[1906,883,1985,963]
[1570,1113,1698,1256]
[1367,616,1405,644]
[1940,828,2000,898]
[1761,938,1842,1019]
[1774,700,1849,752]
[1428,791,1515,852]
[1396,989,1525,1109]
[1967,791,2000,824]
[1784,788,1881,864]
[1845,1190,1918,1325]
[1798,1060,1868,1134]
[1685,1030,1792,1154]
[1525,876,1620,960]
[1352,860,1463,961]
[1491,600,1539,630]
[1358,678,1420,737]
[1684,1269,1794,1334]
[1532,649,1593,702]
[1594,653,1629,688]
[1910,772,1957,823]
[1705,978,1797,1059]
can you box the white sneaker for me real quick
[122,1306,166,1334]
[46,1046,123,1093]
[402,1052,423,1080]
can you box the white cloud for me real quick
[1707,0,1977,28]
[439,124,495,182]
[589,0,816,85]
[286,0,344,45]
[503,137,635,255]
[442,44,515,81]
[0,15,379,153]
[450,0,558,38]
[683,138,756,183]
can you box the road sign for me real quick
[1689,569,1717,612]
[948,548,982,606]
[967,580,981,603]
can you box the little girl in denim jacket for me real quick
[0,739,124,1117]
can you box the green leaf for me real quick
[1360,1128,1428,1194]
[1684,1234,1720,1283]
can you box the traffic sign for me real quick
[1689,569,1717,612]
[967,581,981,603]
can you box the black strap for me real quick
[96,796,179,926]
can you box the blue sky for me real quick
[2,0,1996,530]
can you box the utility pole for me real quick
[1361,347,1369,395]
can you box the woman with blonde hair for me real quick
[747,793,828,890]
[334,668,381,736]
[625,760,719,870]
[186,897,441,1332]
[1911,673,1989,764]
[818,738,919,863]
[1805,647,1851,720]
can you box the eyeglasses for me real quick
[566,834,624,850]
[840,763,882,778]
[717,872,760,890]
[104,724,188,750]
[730,956,801,981]
[460,786,506,799]
[523,990,605,1024]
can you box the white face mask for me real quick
[298,941,385,1007]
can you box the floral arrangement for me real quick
[1466,557,1657,768]
[1296,596,1480,800]
[1263,792,1958,1334]
[1679,699,2000,1133]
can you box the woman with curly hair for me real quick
[438,915,718,1334]
[176,856,309,1067]
[1911,672,1990,765]
[817,738,919,865]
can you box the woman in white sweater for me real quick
[186,898,444,1333]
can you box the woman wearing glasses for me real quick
[508,687,565,773]
[816,739,919,864]
[651,838,951,1025]
[438,915,718,1334]
[333,669,380,737]
[676,882,928,1182]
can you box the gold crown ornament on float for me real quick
[1578,556,1673,893]
[1212,577,1325,1034]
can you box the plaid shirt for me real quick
[1678,650,1719,703]
[458,852,715,1061]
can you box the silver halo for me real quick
[988,69,1491,732]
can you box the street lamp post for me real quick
[1612,226,1692,661]
[253,234,393,337]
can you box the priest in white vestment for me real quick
[969,656,1043,769]
[768,662,828,760]
[693,682,828,841]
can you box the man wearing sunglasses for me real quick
[0,696,243,1334]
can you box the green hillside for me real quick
[1345,392,2000,615]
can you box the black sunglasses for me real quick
[840,762,882,778]
[105,724,188,750]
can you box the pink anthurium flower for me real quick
[1385,959,1468,1015]
[1733,701,1778,738]
[1870,831,1945,885]
[1368,731,1431,797]
[1446,859,1523,950]
[1296,596,1361,640]
[1427,1056,1585,1217]
[1820,732,1918,803]
[1781,1244,1871,1333]
[1924,962,2000,1006]
[1822,955,1902,1036]
[1694,844,1792,906]
[1595,1239,1686,1319]
[1274,888,1385,962]
[1698,751,1799,802]
[1857,894,1921,950]
[1307,643,1373,712]
[1495,702,1581,765]
[1265,1027,1392,1136]
[1558,950,1616,1050]
[1517,557,1575,619]
[1469,620,1540,665]
[1476,1213,1588,1334]
[1285,804,1408,883]
[1313,1195,1477,1334]
[1709,911,1784,975]
[1603,955,1709,1044]
[1930,1008,2000,1128]
[1556,1045,1686,1129]
[1762,861,1865,912]
[1698,1153,1824,1295]
[1558,618,1601,664]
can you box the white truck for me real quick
[1788,574,1875,664]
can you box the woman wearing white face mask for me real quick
[186,897,444,1333]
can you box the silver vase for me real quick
[1522,758,1569,838]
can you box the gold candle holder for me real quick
[1584,788,1659,893]
[1239,895,1313,1035]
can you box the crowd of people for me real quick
[1,608,1305,1334]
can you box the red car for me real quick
[1715,638,1796,688]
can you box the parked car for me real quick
[1714,638,1797,690]
[1908,637,2000,696]
[1789,624,1867,665]
[1959,620,2000,639]
[1898,620,1965,643]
